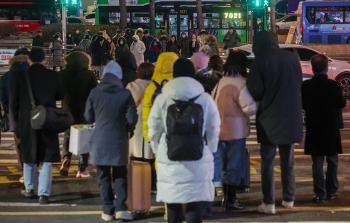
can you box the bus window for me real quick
[108,12,130,24]
[345,7,350,23]
[132,12,150,24]
[314,7,344,24]
[222,12,245,29]
[204,13,220,29]
[306,7,316,24]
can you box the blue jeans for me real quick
[219,139,247,186]
[213,147,222,186]
[23,162,52,197]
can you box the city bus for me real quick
[298,1,350,44]
[95,0,248,42]
[0,0,57,32]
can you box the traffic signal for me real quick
[252,0,270,8]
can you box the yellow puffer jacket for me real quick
[143,52,178,142]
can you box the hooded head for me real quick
[117,36,127,47]
[132,34,140,42]
[191,52,209,70]
[103,60,123,80]
[152,52,178,82]
[252,31,279,57]
[173,58,195,78]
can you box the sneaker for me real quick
[326,194,337,200]
[115,211,133,221]
[18,176,24,184]
[281,200,294,209]
[76,170,91,178]
[21,189,36,199]
[59,157,71,176]
[224,199,245,211]
[312,196,325,203]
[257,202,276,214]
[38,196,49,205]
[101,213,114,222]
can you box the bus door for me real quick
[179,9,189,35]
[169,14,178,36]
[179,14,189,34]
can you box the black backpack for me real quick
[166,95,205,161]
[151,80,168,105]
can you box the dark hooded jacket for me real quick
[89,35,111,66]
[0,58,29,131]
[115,42,137,87]
[84,74,137,166]
[247,31,303,145]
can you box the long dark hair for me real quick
[223,49,248,78]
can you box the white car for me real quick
[234,44,350,98]
[276,14,297,31]
[85,13,95,25]
[67,17,86,25]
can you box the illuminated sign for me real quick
[224,12,242,19]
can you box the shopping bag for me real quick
[69,124,94,155]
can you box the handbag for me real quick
[25,74,73,133]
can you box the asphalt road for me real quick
[1,108,350,222]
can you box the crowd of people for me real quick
[0,28,346,223]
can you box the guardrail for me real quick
[0,39,77,68]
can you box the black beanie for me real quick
[173,58,196,78]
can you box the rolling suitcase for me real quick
[127,141,152,214]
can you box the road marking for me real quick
[0,211,100,216]
[1,206,350,216]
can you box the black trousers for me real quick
[260,144,295,204]
[311,155,339,198]
[167,202,203,223]
[96,165,127,215]
[62,129,89,172]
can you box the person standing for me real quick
[201,35,219,58]
[126,62,154,159]
[195,55,223,94]
[0,48,30,183]
[59,51,98,178]
[73,29,82,46]
[166,35,179,54]
[32,31,44,47]
[142,52,178,144]
[142,30,154,62]
[189,33,200,57]
[247,31,303,214]
[149,37,161,63]
[302,54,346,203]
[179,32,190,58]
[84,61,137,221]
[89,31,111,77]
[130,34,146,67]
[79,34,92,54]
[148,58,220,223]
[213,50,257,211]
[223,27,241,52]
[158,30,169,53]
[12,47,64,204]
[116,41,137,87]
[50,33,64,71]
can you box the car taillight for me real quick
[299,22,303,37]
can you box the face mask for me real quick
[120,40,124,45]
